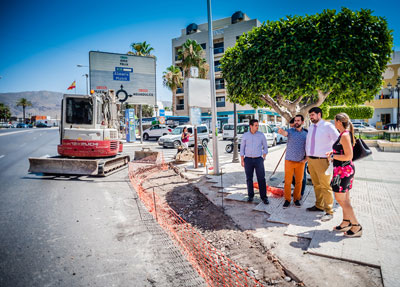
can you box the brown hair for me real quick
[335,113,356,146]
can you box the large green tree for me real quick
[177,39,209,78]
[16,98,32,122]
[221,8,393,122]
[0,103,11,121]
[129,41,154,57]
[163,65,183,115]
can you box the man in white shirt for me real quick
[306,107,339,221]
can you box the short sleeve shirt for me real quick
[285,128,308,162]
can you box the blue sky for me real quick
[0,0,399,102]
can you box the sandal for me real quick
[333,219,352,232]
[344,224,363,238]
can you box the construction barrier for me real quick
[128,159,264,287]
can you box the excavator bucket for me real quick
[29,154,130,176]
[133,148,161,164]
[29,157,99,175]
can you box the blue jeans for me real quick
[293,162,307,196]
[244,157,267,199]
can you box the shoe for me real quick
[283,200,290,208]
[344,224,363,237]
[320,213,333,222]
[294,200,301,208]
[333,219,352,232]
[306,205,324,212]
[262,197,269,205]
[247,197,254,202]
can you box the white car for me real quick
[273,127,288,144]
[225,123,276,147]
[353,122,376,132]
[158,125,209,148]
[142,124,172,140]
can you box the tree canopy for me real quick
[0,103,11,121]
[129,41,155,57]
[163,65,183,115]
[221,8,393,121]
[16,98,32,121]
[177,39,209,78]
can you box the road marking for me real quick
[0,155,4,159]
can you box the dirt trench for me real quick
[141,168,302,286]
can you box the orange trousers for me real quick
[284,160,306,202]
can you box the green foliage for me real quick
[130,41,154,57]
[177,39,209,78]
[163,65,183,91]
[141,105,154,117]
[326,106,374,120]
[221,8,393,113]
[0,102,11,121]
[16,98,32,121]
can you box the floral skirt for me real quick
[331,161,355,193]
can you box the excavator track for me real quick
[28,154,130,177]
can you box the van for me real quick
[158,124,209,148]
[222,123,248,140]
[224,123,276,146]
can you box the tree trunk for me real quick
[23,106,26,122]
[172,90,176,116]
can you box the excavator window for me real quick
[66,98,93,125]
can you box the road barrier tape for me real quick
[128,154,264,287]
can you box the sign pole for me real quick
[139,105,143,144]
[207,0,219,174]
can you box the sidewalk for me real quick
[177,146,400,287]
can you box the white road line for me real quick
[0,130,29,136]
[0,155,4,159]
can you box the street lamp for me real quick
[77,65,89,95]
[387,77,400,129]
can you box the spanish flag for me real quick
[67,81,76,90]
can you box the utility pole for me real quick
[207,0,219,173]
[232,103,239,162]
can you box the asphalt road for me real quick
[0,128,204,287]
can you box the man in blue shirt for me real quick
[278,115,308,208]
[240,119,269,204]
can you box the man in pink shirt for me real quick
[306,107,339,221]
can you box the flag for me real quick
[67,81,76,90]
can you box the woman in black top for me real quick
[326,113,362,238]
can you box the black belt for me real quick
[309,156,327,159]
[246,156,261,159]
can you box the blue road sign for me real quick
[113,71,130,81]
[159,109,165,117]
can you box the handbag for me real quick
[352,137,372,161]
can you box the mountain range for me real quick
[0,91,172,119]
[0,91,63,118]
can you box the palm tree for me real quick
[0,102,11,121]
[130,41,154,56]
[163,65,183,115]
[16,98,32,122]
[177,39,208,78]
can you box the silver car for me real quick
[158,125,209,148]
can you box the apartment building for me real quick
[171,11,282,125]
[366,51,400,129]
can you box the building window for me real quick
[214,60,221,72]
[214,42,224,54]
[215,78,225,90]
[176,83,184,94]
[176,98,185,110]
[216,96,225,107]
[200,43,206,50]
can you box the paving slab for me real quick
[225,193,263,204]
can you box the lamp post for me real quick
[77,65,89,95]
[232,103,239,163]
[396,77,400,129]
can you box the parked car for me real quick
[16,123,28,128]
[36,122,50,128]
[273,127,288,144]
[142,124,172,140]
[383,123,398,130]
[353,122,376,132]
[224,122,276,146]
[158,124,209,148]
[222,123,248,140]
[0,122,12,128]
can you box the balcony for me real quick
[215,84,225,90]
[176,104,185,110]
[214,47,224,55]
[216,101,225,107]
[365,98,399,109]
[176,87,184,94]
